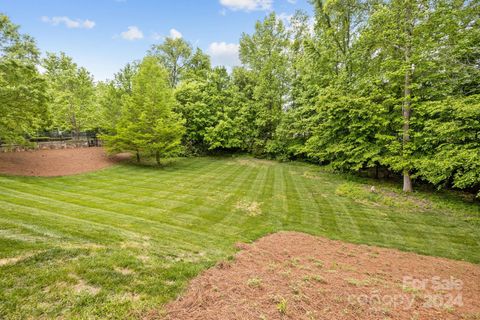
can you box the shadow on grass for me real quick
[115,154,194,171]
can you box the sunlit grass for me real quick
[0,156,478,319]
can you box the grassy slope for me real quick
[0,156,478,319]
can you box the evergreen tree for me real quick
[104,57,185,164]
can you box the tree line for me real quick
[0,0,478,195]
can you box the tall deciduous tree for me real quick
[175,66,238,153]
[311,0,368,86]
[413,95,480,197]
[361,0,477,191]
[240,12,290,155]
[95,62,139,134]
[95,81,123,133]
[0,14,47,145]
[149,37,192,87]
[114,62,138,94]
[42,52,96,139]
[184,48,211,81]
[358,0,434,192]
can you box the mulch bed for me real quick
[0,147,129,177]
[163,232,480,320]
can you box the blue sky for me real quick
[1,0,313,81]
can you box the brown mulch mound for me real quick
[164,232,480,320]
[0,147,130,177]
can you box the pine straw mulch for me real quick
[0,147,129,177]
[161,232,480,320]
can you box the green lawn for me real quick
[0,156,479,319]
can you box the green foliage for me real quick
[0,14,46,145]
[1,1,479,195]
[184,48,211,81]
[95,62,139,134]
[174,78,216,153]
[240,12,290,155]
[94,81,123,133]
[202,68,251,151]
[275,0,478,194]
[42,52,97,138]
[311,0,368,86]
[413,95,480,195]
[175,66,252,153]
[104,57,185,164]
[149,37,193,87]
[114,62,138,94]
[304,92,388,171]
[0,60,47,145]
[0,13,39,61]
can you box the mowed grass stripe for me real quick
[202,163,273,241]
[190,163,258,233]
[0,156,479,320]
[0,199,137,242]
[0,177,235,243]
[0,190,215,251]
[284,165,337,234]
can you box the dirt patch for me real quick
[164,232,480,320]
[0,147,130,177]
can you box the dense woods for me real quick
[0,0,479,195]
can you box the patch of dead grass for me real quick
[230,158,275,167]
[115,267,135,275]
[235,200,262,216]
[73,279,100,295]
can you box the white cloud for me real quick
[169,28,182,39]
[219,0,273,12]
[41,16,95,29]
[120,26,144,40]
[208,42,240,68]
[286,0,297,3]
[149,29,182,42]
[83,20,96,29]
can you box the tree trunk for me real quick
[403,170,413,193]
[71,111,79,141]
[136,150,140,163]
[155,150,160,165]
[402,85,413,193]
[172,59,178,87]
[402,4,414,193]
